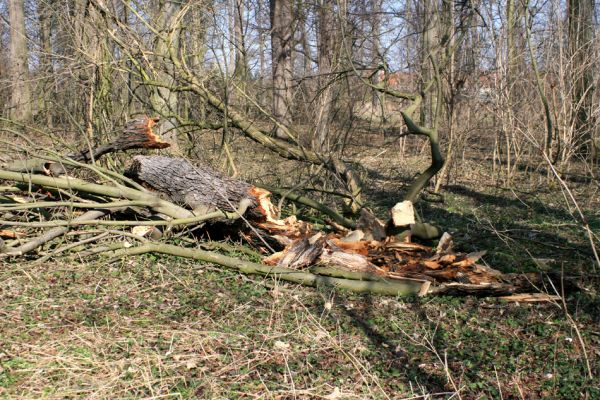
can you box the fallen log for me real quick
[126,155,257,215]
[125,155,314,247]
[69,116,169,163]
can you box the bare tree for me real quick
[313,0,335,151]
[7,0,31,121]
[270,0,294,138]
[568,0,595,156]
[150,0,183,151]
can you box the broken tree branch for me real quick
[264,186,357,229]
[1,210,108,257]
[0,169,193,219]
[108,242,428,296]
[0,198,253,229]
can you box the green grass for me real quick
[0,145,598,399]
[0,249,597,398]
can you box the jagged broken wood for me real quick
[0,118,575,299]
[69,116,169,163]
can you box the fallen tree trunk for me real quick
[126,155,258,215]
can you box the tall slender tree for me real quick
[270,0,294,138]
[313,0,335,151]
[8,0,31,121]
[568,0,595,155]
[150,0,183,151]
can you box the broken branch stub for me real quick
[70,116,169,163]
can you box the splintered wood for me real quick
[262,227,510,296]
[0,118,573,298]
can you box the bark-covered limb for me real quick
[428,282,517,296]
[1,210,107,257]
[401,112,444,203]
[108,243,427,296]
[34,231,111,264]
[307,265,407,283]
[69,116,170,163]
[263,186,357,230]
[4,116,169,175]
[0,169,193,219]
[0,199,155,212]
[126,156,258,215]
[0,198,254,229]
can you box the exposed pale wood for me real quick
[357,208,386,241]
[320,250,376,273]
[391,200,415,227]
[499,293,561,303]
[278,233,325,269]
[69,116,169,163]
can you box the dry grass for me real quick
[1,128,598,399]
[0,258,406,399]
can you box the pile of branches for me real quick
[0,117,567,300]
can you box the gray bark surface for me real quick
[8,0,31,120]
[126,156,257,214]
[270,0,294,136]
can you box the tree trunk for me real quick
[126,155,259,215]
[313,0,335,151]
[568,0,595,156]
[38,0,55,128]
[370,0,382,108]
[270,0,294,137]
[233,0,248,82]
[419,0,437,127]
[150,0,182,152]
[8,0,31,121]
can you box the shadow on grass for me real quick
[309,291,455,396]
[362,182,594,273]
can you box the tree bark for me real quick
[313,0,335,151]
[8,0,31,121]
[568,0,595,156]
[270,0,294,137]
[150,0,182,151]
[125,155,260,216]
[69,116,169,163]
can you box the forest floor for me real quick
[0,130,599,399]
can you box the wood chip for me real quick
[0,229,25,239]
[499,293,561,303]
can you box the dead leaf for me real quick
[330,238,370,256]
[0,230,25,239]
[422,260,441,270]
